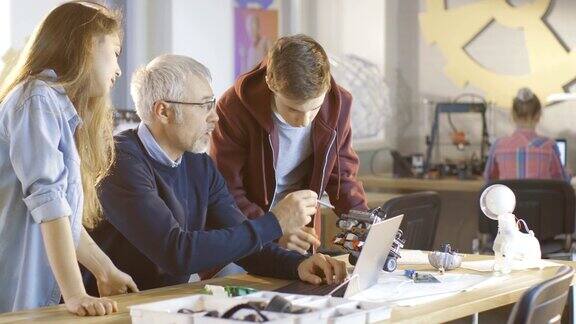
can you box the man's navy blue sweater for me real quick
[85,129,305,292]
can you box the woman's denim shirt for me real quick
[0,69,83,312]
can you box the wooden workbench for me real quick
[2,253,574,324]
[358,174,484,193]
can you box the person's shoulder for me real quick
[2,78,68,113]
[537,135,555,143]
[335,83,352,102]
[105,130,154,181]
[25,78,61,98]
[114,129,148,159]
[217,86,244,111]
[330,80,353,115]
[538,136,559,149]
[494,133,516,146]
[115,128,138,147]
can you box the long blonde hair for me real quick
[0,1,122,229]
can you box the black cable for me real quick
[447,112,458,133]
[221,303,269,321]
[447,93,487,134]
[453,93,487,106]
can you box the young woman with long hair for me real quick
[0,1,138,315]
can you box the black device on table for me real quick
[556,138,567,167]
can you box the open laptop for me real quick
[556,138,567,167]
[276,214,404,298]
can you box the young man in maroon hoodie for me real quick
[211,34,368,254]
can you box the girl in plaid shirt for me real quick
[484,88,569,182]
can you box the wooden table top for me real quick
[1,253,574,324]
[359,174,485,193]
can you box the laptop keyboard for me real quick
[275,281,348,297]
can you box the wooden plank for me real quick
[2,253,574,324]
[359,174,484,193]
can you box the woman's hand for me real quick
[96,267,139,297]
[65,293,117,316]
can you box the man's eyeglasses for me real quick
[162,98,216,113]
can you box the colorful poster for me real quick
[234,7,278,77]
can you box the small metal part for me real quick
[428,243,462,271]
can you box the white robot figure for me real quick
[479,184,541,273]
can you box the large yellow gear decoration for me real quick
[420,0,576,108]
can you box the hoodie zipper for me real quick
[318,130,337,197]
[268,129,336,206]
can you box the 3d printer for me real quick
[424,101,491,179]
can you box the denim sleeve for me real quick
[8,95,72,223]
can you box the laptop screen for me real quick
[556,139,567,166]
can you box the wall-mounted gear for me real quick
[419,0,576,108]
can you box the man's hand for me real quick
[279,227,321,255]
[297,253,347,285]
[271,190,318,234]
[97,267,139,297]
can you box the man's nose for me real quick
[207,108,219,123]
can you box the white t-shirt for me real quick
[270,110,313,207]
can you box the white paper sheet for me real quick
[461,259,562,272]
[393,292,457,306]
[398,249,430,265]
[349,270,499,307]
[392,275,509,306]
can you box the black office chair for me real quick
[381,191,441,250]
[507,266,575,324]
[478,180,575,254]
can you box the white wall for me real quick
[9,0,63,49]
[171,0,291,98]
[0,0,62,76]
[303,0,391,173]
[113,0,174,109]
[1,0,292,104]
[0,0,176,109]
[304,0,385,71]
[0,0,11,73]
[171,0,234,98]
[340,0,385,72]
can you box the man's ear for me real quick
[153,101,170,124]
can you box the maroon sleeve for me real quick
[210,89,266,219]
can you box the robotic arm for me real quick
[332,207,405,272]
